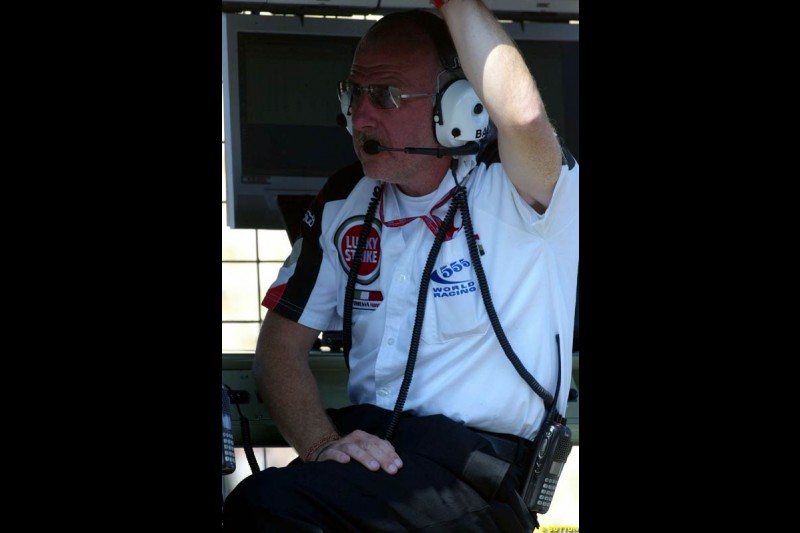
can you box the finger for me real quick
[312,430,368,464]
[332,430,403,473]
[311,434,376,470]
[363,439,403,475]
[345,430,403,473]
[327,436,386,471]
[340,441,381,471]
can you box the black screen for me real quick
[239,33,359,182]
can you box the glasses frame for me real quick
[338,81,436,110]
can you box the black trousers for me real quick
[222,404,534,532]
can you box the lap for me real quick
[222,404,532,532]
[226,452,498,532]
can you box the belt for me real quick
[471,429,535,470]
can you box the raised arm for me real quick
[439,0,562,209]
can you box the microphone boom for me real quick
[362,140,479,157]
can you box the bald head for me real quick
[356,10,458,74]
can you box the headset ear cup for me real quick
[434,79,490,148]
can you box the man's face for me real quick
[347,38,445,189]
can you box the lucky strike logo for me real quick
[335,216,382,285]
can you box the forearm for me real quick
[253,312,338,460]
[439,0,545,130]
[439,0,561,206]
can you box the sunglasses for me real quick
[338,81,435,110]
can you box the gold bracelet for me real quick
[303,432,340,463]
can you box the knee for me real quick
[223,467,318,532]
[223,470,283,532]
[223,473,257,531]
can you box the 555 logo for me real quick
[430,258,477,297]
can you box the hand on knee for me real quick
[316,429,404,475]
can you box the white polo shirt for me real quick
[264,149,578,440]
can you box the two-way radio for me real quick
[520,335,573,514]
[222,384,236,475]
[522,419,572,513]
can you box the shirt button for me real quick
[377,387,390,397]
[398,273,407,281]
[387,338,395,345]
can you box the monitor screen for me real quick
[223,14,578,232]
[238,32,359,180]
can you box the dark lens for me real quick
[368,85,399,109]
[343,84,398,109]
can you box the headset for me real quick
[433,78,489,148]
[338,11,490,155]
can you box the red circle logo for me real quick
[336,217,381,284]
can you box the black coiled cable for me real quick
[383,191,461,440]
[343,183,383,370]
[458,188,554,409]
[224,384,261,475]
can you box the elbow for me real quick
[510,102,550,134]
[491,94,552,141]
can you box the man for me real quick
[223,1,578,531]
